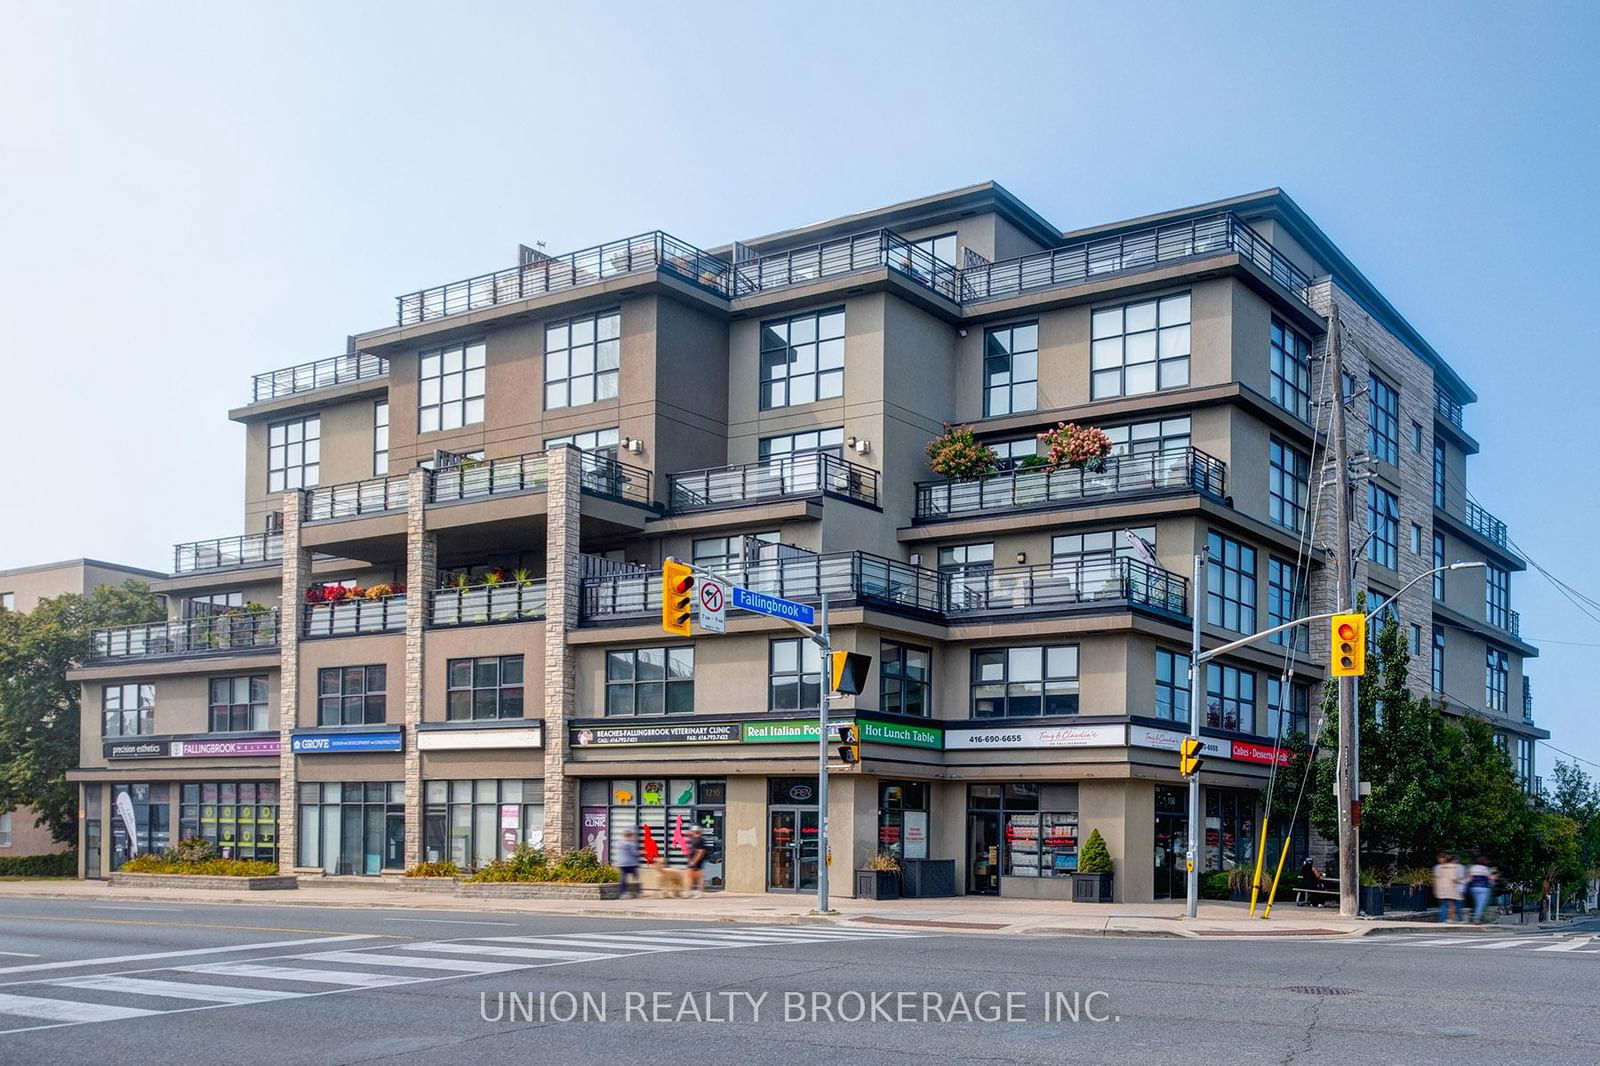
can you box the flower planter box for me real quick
[1359,885,1386,916]
[456,882,621,900]
[396,877,460,893]
[1070,872,1114,903]
[854,870,900,900]
[109,872,297,891]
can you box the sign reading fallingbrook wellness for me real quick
[104,737,283,760]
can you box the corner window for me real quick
[1485,565,1510,629]
[103,683,155,737]
[769,638,822,711]
[1269,318,1312,422]
[418,340,486,433]
[1265,677,1309,738]
[209,676,268,733]
[1205,531,1257,633]
[1205,663,1256,732]
[760,307,844,409]
[1267,558,1308,652]
[1368,372,1399,465]
[1485,648,1509,713]
[267,415,320,492]
[318,666,386,726]
[446,655,524,720]
[1433,441,1446,507]
[1090,292,1190,399]
[1155,649,1191,723]
[1268,439,1309,532]
[879,642,931,717]
[982,321,1038,417]
[1431,625,1445,692]
[1433,533,1446,600]
[971,646,1079,719]
[605,647,694,716]
[373,401,389,476]
[545,310,620,410]
[1366,484,1399,570]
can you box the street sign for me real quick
[698,577,727,634]
[731,586,815,626]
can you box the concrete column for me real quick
[542,446,581,852]
[276,491,311,874]
[1079,777,1155,904]
[403,468,434,869]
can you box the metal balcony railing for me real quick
[427,452,548,503]
[90,610,280,661]
[577,452,653,506]
[1466,501,1509,548]
[668,454,878,512]
[250,353,387,403]
[305,474,410,521]
[959,214,1311,306]
[396,232,734,325]
[1523,676,1534,723]
[173,532,283,574]
[731,228,961,303]
[915,447,1225,521]
[301,597,406,638]
[1434,388,1465,430]
[1508,609,1521,640]
[942,558,1188,618]
[428,582,547,627]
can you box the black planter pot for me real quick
[1359,885,1385,916]
[1071,871,1114,903]
[854,869,900,900]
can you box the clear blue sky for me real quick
[2,2,1597,774]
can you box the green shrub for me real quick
[0,852,77,877]
[1077,829,1114,874]
[119,854,278,877]
[172,835,218,863]
[406,860,460,878]
[463,844,618,884]
[1199,871,1232,900]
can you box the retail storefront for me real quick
[423,779,544,868]
[110,783,170,869]
[876,781,930,863]
[178,781,279,861]
[295,782,405,875]
[766,776,819,892]
[965,783,1080,895]
[578,777,727,890]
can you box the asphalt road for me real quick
[1,899,1597,1065]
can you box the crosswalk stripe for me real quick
[55,976,300,1004]
[555,933,771,948]
[1409,937,1486,946]
[1465,938,1547,949]
[1534,937,1596,952]
[0,991,159,1023]
[401,943,614,962]
[479,936,675,952]
[176,963,424,988]
[737,926,918,938]
[654,931,847,943]
[294,951,525,974]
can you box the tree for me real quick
[0,581,163,842]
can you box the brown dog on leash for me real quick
[653,865,690,898]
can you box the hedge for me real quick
[0,852,77,877]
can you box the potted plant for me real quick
[855,852,901,900]
[926,424,998,480]
[1359,869,1385,916]
[1227,865,1254,902]
[1071,828,1115,902]
[1037,422,1113,473]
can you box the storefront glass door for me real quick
[1153,786,1189,900]
[967,812,1001,895]
[767,808,819,891]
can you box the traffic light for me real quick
[1330,612,1366,677]
[662,559,694,637]
[830,651,873,695]
[837,724,860,765]
[1179,737,1204,777]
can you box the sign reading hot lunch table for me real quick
[291,731,404,754]
[730,587,815,627]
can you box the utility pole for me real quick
[814,591,832,914]
[1185,553,1204,918]
[1328,302,1358,919]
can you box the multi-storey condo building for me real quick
[66,184,1546,900]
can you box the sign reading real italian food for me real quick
[944,723,1126,750]
[290,731,404,754]
[572,723,740,747]
[739,720,845,744]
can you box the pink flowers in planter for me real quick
[305,582,405,604]
[926,424,999,479]
[1037,422,1113,471]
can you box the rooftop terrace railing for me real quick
[915,447,1225,522]
[173,532,283,574]
[1434,388,1465,430]
[577,452,653,507]
[668,453,878,512]
[305,474,410,521]
[301,596,406,638]
[1466,500,1510,548]
[89,609,280,662]
[427,452,548,503]
[731,228,961,303]
[251,353,387,403]
[942,557,1188,618]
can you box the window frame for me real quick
[1205,531,1257,633]
[267,415,321,493]
[604,646,695,717]
[1433,532,1447,600]
[1269,317,1312,422]
[879,642,932,718]
[1432,625,1446,692]
[544,310,620,410]
[446,655,525,721]
[1268,438,1310,532]
[1155,648,1192,723]
[768,637,822,712]
[759,307,845,410]
[1433,440,1447,507]
[417,339,486,433]
[317,666,387,727]
[102,682,155,738]
[1485,647,1509,713]
[1266,676,1310,739]
[982,321,1039,417]
[1368,372,1399,465]
[1205,662,1257,733]
[208,675,268,733]
[970,645,1080,719]
[1367,483,1400,570]
[1485,565,1510,629]
[373,400,389,477]
[1267,557,1308,652]
[1090,292,1191,399]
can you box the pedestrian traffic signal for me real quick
[837,724,860,765]
[1179,737,1204,777]
[662,559,694,637]
[830,651,872,695]
[1330,612,1366,677]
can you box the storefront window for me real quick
[296,782,404,875]
[179,782,278,861]
[877,782,930,862]
[423,779,543,869]
[109,784,169,870]
[579,778,726,891]
[1204,788,1257,872]
[966,784,1078,892]
[1153,785,1189,900]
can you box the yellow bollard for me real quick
[1248,819,1271,917]
[1261,835,1295,919]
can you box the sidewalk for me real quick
[0,878,1484,937]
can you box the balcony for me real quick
[1434,387,1464,430]
[1466,501,1509,548]
[959,213,1311,307]
[301,596,406,638]
[305,474,410,521]
[396,232,734,326]
[428,582,547,628]
[943,558,1187,619]
[173,532,283,574]
[251,353,387,403]
[89,610,280,662]
[1508,609,1521,640]
[730,229,960,303]
[914,447,1226,522]
[1523,676,1534,724]
[427,452,548,503]
[577,453,652,507]
[668,454,878,512]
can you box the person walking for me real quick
[686,828,708,898]
[615,829,641,899]
[1432,851,1463,923]
[1466,854,1497,924]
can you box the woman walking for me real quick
[1432,852,1462,923]
[1466,854,1497,924]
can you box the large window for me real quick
[968,784,1079,879]
[1432,625,1446,692]
[186,591,242,618]
[1104,416,1190,456]
[879,642,931,717]
[296,781,404,875]
[1206,531,1257,633]
[982,321,1038,416]
[1155,649,1192,723]
[769,638,822,711]
[1368,372,1399,465]
[581,778,726,889]
[759,427,843,462]
[209,676,267,733]
[1090,292,1190,399]
[910,232,956,264]
[545,427,619,455]
[0,812,9,847]
[760,307,844,409]
[102,683,155,737]
[939,542,995,607]
[1367,484,1399,570]
[1433,441,1447,507]
[373,401,389,476]
[1267,557,1308,652]
[1434,532,1447,600]
[971,646,1079,718]
[446,655,524,720]
[1486,565,1510,629]
[424,779,544,870]
[179,782,278,862]
[1269,318,1312,421]
[605,647,694,716]
[545,310,620,409]
[267,415,320,492]
[1269,439,1309,532]
[692,531,778,572]
[110,784,169,871]
[418,340,486,432]
[1266,678,1310,739]
[878,781,930,863]
[1486,648,1509,713]
[317,666,387,726]
[1206,663,1256,732]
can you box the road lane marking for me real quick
[1534,936,1597,952]
[88,906,182,912]
[295,950,526,973]
[401,943,614,962]
[554,932,769,948]
[1465,938,1548,949]
[177,963,424,988]
[0,935,381,977]
[0,954,39,959]
[0,992,158,1023]
[380,918,518,927]
[0,913,398,937]
[56,976,301,1004]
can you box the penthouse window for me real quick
[545,310,620,409]
[760,308,844,409]
[971,646,1079,719]
[983,321,1038,416]
[1368,372,1399,465]
[419,340,486,432]
[267,415,320,492]
[1090,292,1189,399]
[1486,565,1510,629]
[1269,318,1312,422]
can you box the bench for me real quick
[1295,887,1339,906]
